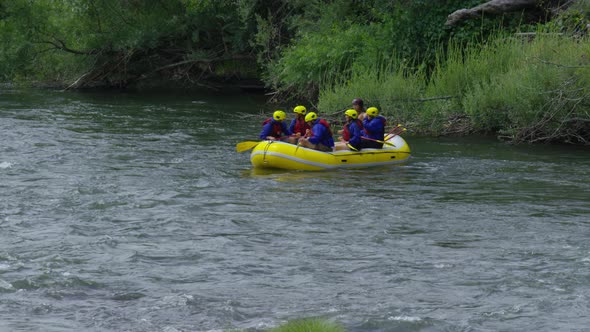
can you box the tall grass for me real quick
[319,32,590,143]
[318,60,427,124]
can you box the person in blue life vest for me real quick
[360,107,386,149]
[288,105,311,144]
[298,112,335,152]
[335,109,363,151]
[259,110,291,141]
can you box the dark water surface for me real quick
[1,88,589,332]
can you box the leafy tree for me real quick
[0,0,263,88]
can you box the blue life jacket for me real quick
[347,120,363,148]
[308,118,334,148]
[362,115,386,140]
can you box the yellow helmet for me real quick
[305,112,318,122]
[366,107,379,117]
[293,105,307,115]
[344,109,358,119]
[273,110,286,121]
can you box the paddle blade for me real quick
[236,141,259,153]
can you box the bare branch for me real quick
[38,37,100,55]
[532,56,589,69]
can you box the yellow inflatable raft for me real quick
[250,135,411,171]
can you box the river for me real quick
[1,87,589,332]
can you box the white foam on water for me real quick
[388,315,422,322]
[0,162,13,169]
[161,294,194,307]
[0,279,14,290]
[195,178,211,188]
[245,319,277,330]
[162,327,181,332]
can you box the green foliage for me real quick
[448,35,589,141]
[265,0,528,99]
[270,318,345,332]
[2,0,589,144]
[0,0,557,90]
[0,0,261,85]
[319,31,590,143]
[546,0,590,34]
[266,23,376,96]
[318,60,426,123]
[459,34,590,143]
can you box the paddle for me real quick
[236,141,260,153]
[385,124,403,137]
[384,125,407,140]
[361,136,396,147]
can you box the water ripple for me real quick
[1,90,589,331]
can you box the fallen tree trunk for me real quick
[446,0,576,26]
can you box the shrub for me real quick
[270,318,345,332]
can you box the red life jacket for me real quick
[293,118,310,136]
[318,119,333,137]
[342,124,350,141]
[342,119,363,141]
[262,118,283,138]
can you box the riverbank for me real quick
[2,2,588,145]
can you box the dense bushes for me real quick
[266,0,503,101]
[0,0,517,90]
